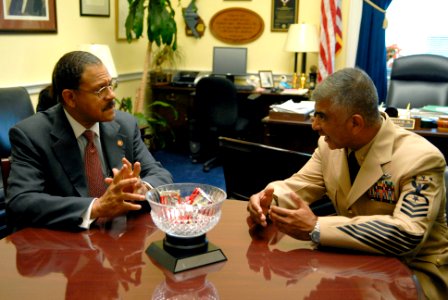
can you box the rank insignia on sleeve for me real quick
[400,176,430,218]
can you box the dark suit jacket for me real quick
[6,104,173,230]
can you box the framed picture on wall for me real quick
[259,70,274,89]
[116,0,128,40]
[80,0,110,17]
[0,0,57,32]
[271,0,298,32]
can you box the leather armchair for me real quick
[386,54,448,108]
[0,87,34,237]
[0,87,34,157]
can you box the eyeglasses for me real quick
[77,79,118,99]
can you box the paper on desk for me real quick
[270,100,315,114]
[281,88,309,95]
[421,105,448,115]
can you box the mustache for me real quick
[102,100,115,112]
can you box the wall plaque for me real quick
[271,0,298,32]
[209,8,264,44]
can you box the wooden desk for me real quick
[150,85,308,150]
[263,116,448,160]
[263,116,319,154]
[0,200,420,299]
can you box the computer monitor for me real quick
[212,47,247,76]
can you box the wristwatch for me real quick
[309,219,320,244]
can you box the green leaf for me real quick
[125,0,178,49]
[125,0,145,42]
[150,100,179,120]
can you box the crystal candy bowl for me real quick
[146,183,227,238]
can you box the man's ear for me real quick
[351,114,365,134]
[61,89,76,108]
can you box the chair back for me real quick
[0,87,34,157]
[386,54,448,108]
[194,76,238,128]
[0,87,33,225]
[190,77,248,171]
[219,137,312,200]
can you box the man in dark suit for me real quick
[6,51,173,231]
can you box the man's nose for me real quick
[311,117,320,131]
[104,88,115,100]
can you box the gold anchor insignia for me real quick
[381,173,392,179]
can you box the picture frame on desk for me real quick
[80,0,110,17]
[259,70,274,88]
[271,0,298,32]
[0,0,57,32]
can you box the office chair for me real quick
[36,85,57,112]
[189,76,248,172]
[0,87,34,158]
[0,87,34,237]
[218,137,336,216]
[386,54,448,108]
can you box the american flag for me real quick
[318,0,343,82]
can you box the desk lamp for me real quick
[80,44,118,79]
[284,23,319,88]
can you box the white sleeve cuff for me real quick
[79,198,97,229]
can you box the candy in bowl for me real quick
[145,183,227,273]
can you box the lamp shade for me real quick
[80,44,118,79]
[284,23,319,53]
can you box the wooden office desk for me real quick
[0,200,420,299]
[150,84,308,150]
[263,116,448,160]
[263,116,319,154]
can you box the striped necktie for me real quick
[83,130,106,197]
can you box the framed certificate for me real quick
[271,0,298,32]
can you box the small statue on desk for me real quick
[279,74,291,89]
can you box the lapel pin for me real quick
[117,140,124,147]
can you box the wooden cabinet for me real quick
[150,85,195,152]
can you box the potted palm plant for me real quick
[151,44,183,85]
[125,0,179,113]
[124,0,181,149]
[116,96,178,150]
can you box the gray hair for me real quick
[311,68,381,126]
